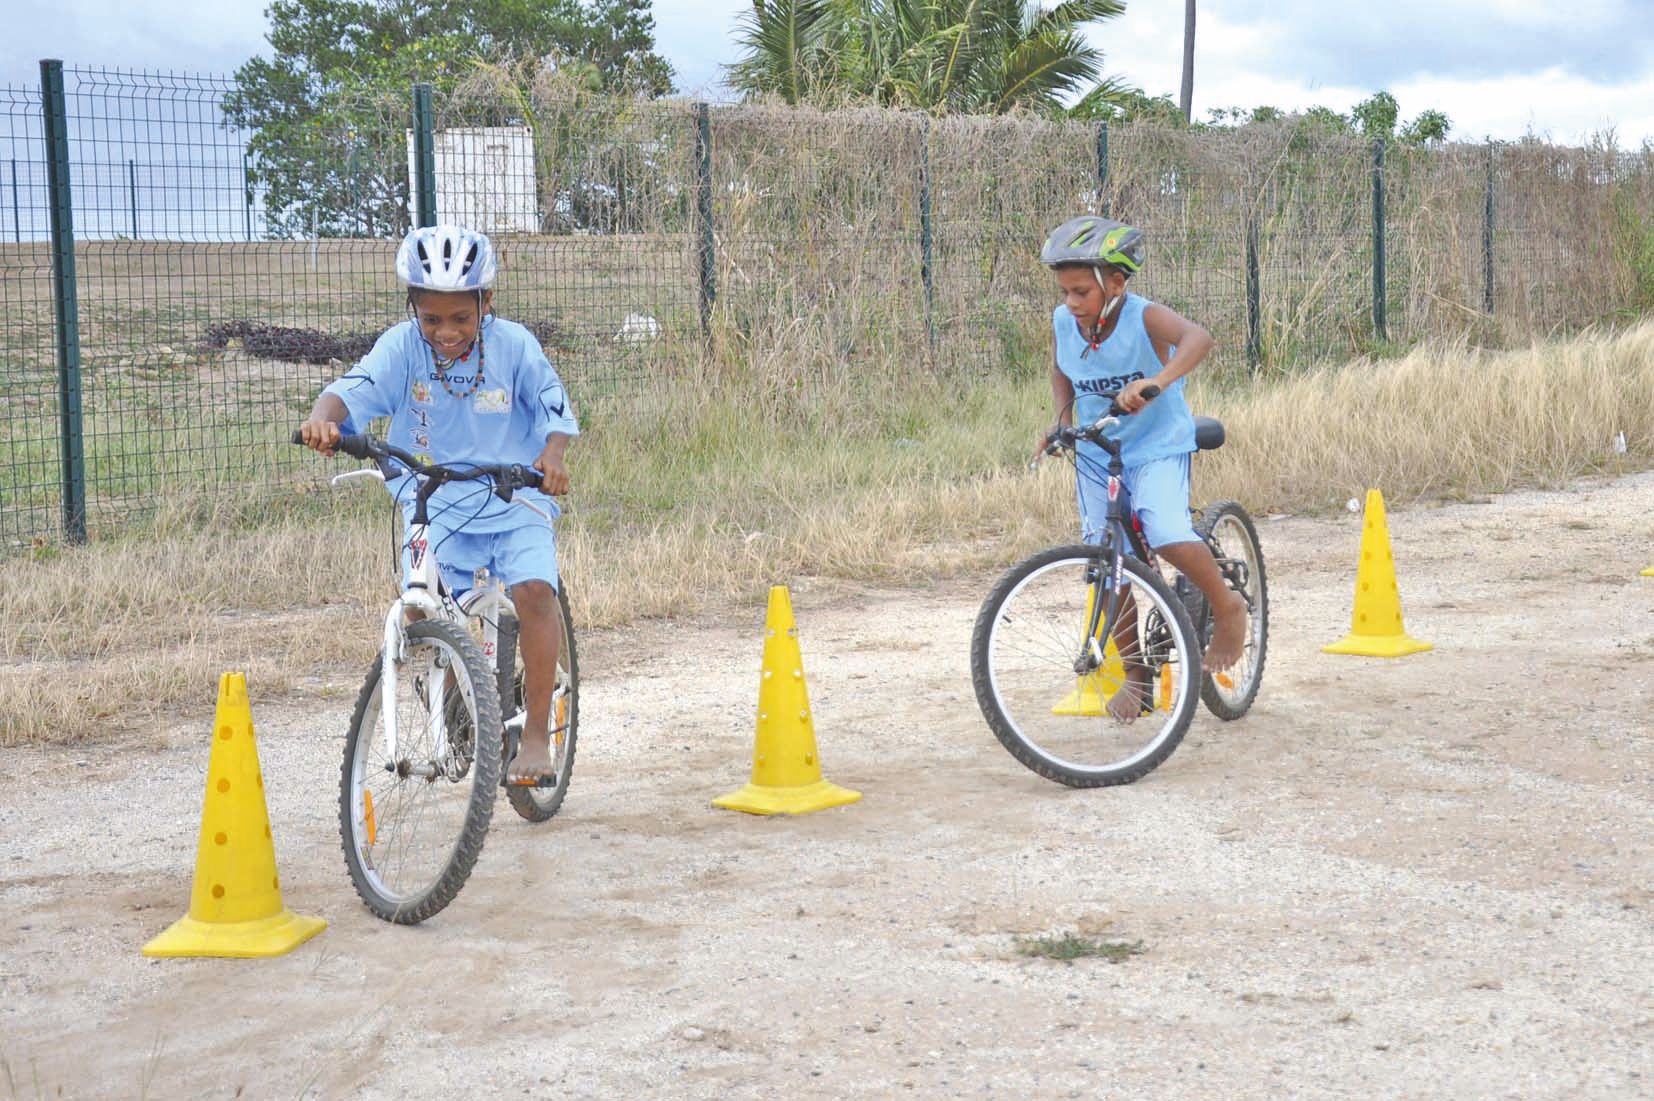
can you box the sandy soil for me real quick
[2,474,1652,1100]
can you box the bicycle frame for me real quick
[330,467,531,769]
[1070,426,1156,674]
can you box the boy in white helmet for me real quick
[297,224,579,785]
[1038,215,1247,720]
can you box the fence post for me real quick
[1482,144,1495,315]
[693,102,716,336]
[242,151,252,242]
[1096,122,1110,217]
[918,115,935,350]
[1371,138,1386,342]
[40,59,86,544]
[128,159,138,239]
[411,83,436,228]
[1245,211,1261,370]
[10,158,20,243]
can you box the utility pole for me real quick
[1180,0,1196,124]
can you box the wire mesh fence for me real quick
[4,60,1653,550]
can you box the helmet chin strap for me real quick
[1083,288,1124,348]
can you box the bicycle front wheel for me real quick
[1196,501,1269,720]
[340,618,502,924]
[971,545,1202,787]
[499,586,580,823]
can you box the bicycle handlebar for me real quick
[291,430,545,497]
[1040,385,1161,458]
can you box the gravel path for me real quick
[2,474,1651,1099]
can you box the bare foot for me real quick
[1204,592,1248,672]
[1106,669,1152,723]
[507,730,556,785]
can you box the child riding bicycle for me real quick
[296,223,579,785]
[1037,215,1246,719]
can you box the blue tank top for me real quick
[1051,293,1195,467]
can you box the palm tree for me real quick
[728,0,1132,117]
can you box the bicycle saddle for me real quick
[1194,416,1225,451]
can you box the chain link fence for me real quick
[4,60,1653,549]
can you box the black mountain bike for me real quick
[970,390,1268,787]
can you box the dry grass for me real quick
[1192,322,1654,513]
[4,323,1651,745]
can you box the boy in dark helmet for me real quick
[1038,215,1247,720]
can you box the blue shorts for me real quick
[403,518,559,596]
[1077,452,1198,549]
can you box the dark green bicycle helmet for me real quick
[1040,215,1145,275]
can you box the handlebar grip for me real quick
[1140,384,1161,402]
[336,434,373,460]
[292,427,366,459]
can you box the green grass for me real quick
[1013,933,1146,963]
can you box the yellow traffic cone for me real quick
[1642,566,1654,577]
[143,673,326,958]
[1052,587,1127,715]
[1322,489,1432,658]
[713,586,861,816]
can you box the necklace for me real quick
[433,334,485,400]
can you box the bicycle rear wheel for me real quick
[340,618,501,924]
[498,586,580,823]
[971,544,1201,787]
[1195,501,1269,720]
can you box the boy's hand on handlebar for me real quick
[1116,379,1161,414]
[532,453,570,495]
[296,419,342,455]
[1032,424,1064,464]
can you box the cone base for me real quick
[713,778,862,816]
[1322,633,1433,658]
[1051,677,1118,716]
[143,908,327,959]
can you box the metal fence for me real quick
[5,60,1653,549]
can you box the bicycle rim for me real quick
[1198,503,1269,719]
[501,589,579,823]
[971,546,1201,787]
[340,619,501,923]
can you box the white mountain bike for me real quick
[298,432,579,924]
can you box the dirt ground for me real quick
[2,474,1652,1100]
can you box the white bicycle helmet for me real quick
[396,224,497,290]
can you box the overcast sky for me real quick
[4,0,1652,146]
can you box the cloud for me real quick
[1205,0,1653,87]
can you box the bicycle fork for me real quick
[379,600,467,780]
[1076,555,1128,675]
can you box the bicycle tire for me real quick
[971,544,1201,787]
[1194,501,1269,720]
[339,618,501,924]
[500,586,580,823]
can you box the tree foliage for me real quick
[224,0,672,238]
[726,0,1133,117]
[1204,91,1452,145]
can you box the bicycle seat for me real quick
[1194,416,1225,451]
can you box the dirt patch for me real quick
[2,474,1652,1098]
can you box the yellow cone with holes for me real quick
[143,673,326,958]
[713,587,861,816]
[1322,489,1432,658]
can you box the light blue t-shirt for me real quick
[1052,293,1195,468]
[324,314,580,534]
